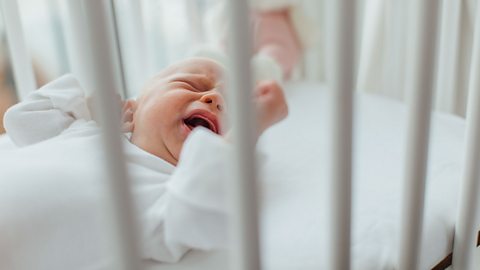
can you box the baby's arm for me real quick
[3,74,91,146]
[142,128,233,262]
[143,82,287,262]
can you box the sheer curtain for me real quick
[4,0,479,112]
[357,0,477,117]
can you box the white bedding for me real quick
[146,82,469,270]
[0,82,473,269]
[0,133,15,150]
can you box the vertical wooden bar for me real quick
[82,1,142,270]
[398,1,439,269]
[452,1,480,269]
[325,1,356,269]
[0,0,36,100]
[226,0,261,269]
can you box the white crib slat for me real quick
[452,1,480,269]
[82,1,142,270]
[0,0,36,100]
[325,1,356,269]
[398,1,440,269]
[226,0,261,269]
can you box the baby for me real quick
[2,57,288,264]
[119,57,288,165]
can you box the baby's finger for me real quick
[121,109,132,122]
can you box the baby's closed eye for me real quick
[172,80,200,92]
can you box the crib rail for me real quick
[325,0,356,269]
[226,0,261,269]
[398,1,440,269]
[0,0,36,100]
[452,0,480,268]
[81,1,142,270]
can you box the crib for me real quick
[0,0,479,270]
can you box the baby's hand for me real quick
[253,80,288,137]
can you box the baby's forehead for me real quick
[140,61,225,95]
[158,60,224,87]
[171,60,224,81]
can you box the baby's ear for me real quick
[121,99,137,133]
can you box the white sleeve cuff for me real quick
[167,128,233,212]
[36,74,92,120]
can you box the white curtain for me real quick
[60,0,478,112]
[356,0,477,117]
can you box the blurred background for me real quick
[0,0,476,133]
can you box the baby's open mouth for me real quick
[183,112,219,134]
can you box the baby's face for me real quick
[124,58,227,165]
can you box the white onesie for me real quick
[1,74,235,269]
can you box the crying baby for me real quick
[2,57,288,262]
[119,57,288,165]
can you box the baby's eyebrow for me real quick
[170,73,214,91]
[172,73,226,93]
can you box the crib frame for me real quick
[2,0,480,269]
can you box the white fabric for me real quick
[147,82,471,270]
[0,134,15,150]
[0,79,474,269]
[357,0,478,117]
[3,74,92,146]
[251,53,283,83]
[189,46,283,83]
[0,75,236,269]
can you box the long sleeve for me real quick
[141,128,235,263]
[3,74,91,146]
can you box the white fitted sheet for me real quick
[146,82,469,270]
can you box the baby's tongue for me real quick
[186,117,211,131]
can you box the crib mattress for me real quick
[144,82,476,270]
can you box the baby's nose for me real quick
[201,92,224,112]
